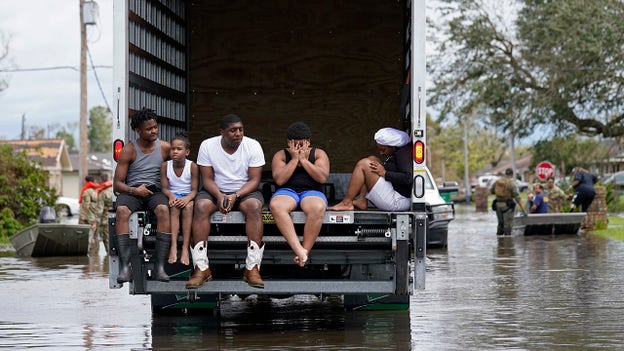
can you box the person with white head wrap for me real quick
[329,127,412,211]
[374,128,410,148]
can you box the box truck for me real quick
[109,0,453,313]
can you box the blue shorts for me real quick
[271,188,328,209]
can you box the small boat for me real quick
[10,223,92,257]
[513,212,586,236]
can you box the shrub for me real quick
[0,208,21,239]
[0,144,57,236]
[608,194,624,213]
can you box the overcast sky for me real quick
[0,0,113,141]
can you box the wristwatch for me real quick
[235,192,241,200]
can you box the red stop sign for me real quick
[536,161,555,180]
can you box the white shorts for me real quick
[365,177,411,211]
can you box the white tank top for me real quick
[167,159,192,194]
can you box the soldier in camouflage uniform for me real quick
[490,168,526,236]
[96,173,114,252]
[79,175,100,254]
[544,176,566,213]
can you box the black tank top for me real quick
[280,147,322,192]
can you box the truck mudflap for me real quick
[109,210,417,310]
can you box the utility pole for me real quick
[463,118,470,204]
[79,0,88,186]
[510,112,517,178]
[21,114,26,140]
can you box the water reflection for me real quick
[0,251,410,350]
[150,297,410,350]
[412,204,624,349]
[2,204,624,349]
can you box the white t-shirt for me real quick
[196,136,265,193]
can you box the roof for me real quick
[0,139,72,171]
[69,151,113,172]
[488,154,532,175]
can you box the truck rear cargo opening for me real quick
[111,0,434,313]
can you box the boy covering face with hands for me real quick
[270,122,330,267]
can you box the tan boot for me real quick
[243,266,263,288]
[185,241,212,289]
[243,240,264,288]
[186,266,212,289]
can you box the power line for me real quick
[0,65,112,72]
[87,45,111,112]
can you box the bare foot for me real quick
[180,248,190,265]
[352,197,368,210]
[328,201,354,211]
[168,247,178,264]
[293,248,309,267]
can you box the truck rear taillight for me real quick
[113,139,124,162]
[414,140,425,164]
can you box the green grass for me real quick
[608,194,624,213]
[591,216,624,242]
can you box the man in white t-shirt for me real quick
[185,114,266,289]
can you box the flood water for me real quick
[2,204,624,350]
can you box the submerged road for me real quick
[1,203,624,350]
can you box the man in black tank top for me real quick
[113,108,172,284]
[270,122,330,267]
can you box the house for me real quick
[0,139,113,199]
[64,152,113,198]
[596,146,624,175]
[0,139,73,195]
[484,154,533,181]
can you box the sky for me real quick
[0,0,113,141]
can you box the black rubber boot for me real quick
[116,233,133,283]
[154,232,171,282]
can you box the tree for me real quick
[427,114,521,181]
[87,106,112,152]
[29,126,45,139]
[56,129,76,151]
[531,136,608,176]
[0,145,57,238]
[428,0,624,138]
[56,122,79,151]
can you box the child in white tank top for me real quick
[160,132,199,265]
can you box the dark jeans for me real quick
[573,192,596,212]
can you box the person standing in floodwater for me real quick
[491,168,526,236]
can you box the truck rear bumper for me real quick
[145,279,396,295]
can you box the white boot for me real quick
[190,241,209,271]
[186,241,212,289]
[245,240,264,270]
[243,240,265,288]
